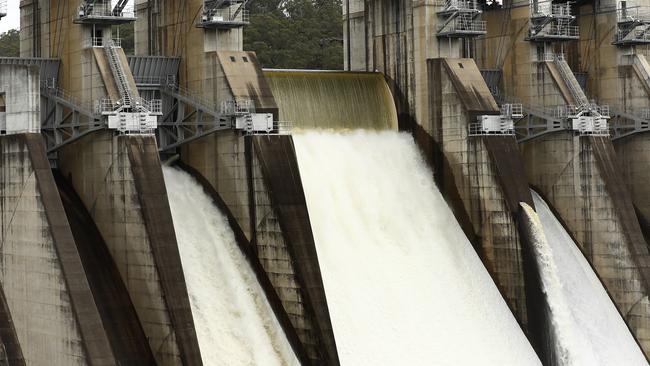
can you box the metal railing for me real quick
[442,18,487,33]
[77,3,135,19]
[87,37,121,48]
[546,24,580,37]
[437,0,480,12]
[42,83,96,114]
[501,103,524,118]
[552,103,610,119]
[530,0,573,17]
[246,120,292,135]
[614,27,650,43]
[618,4,650,22]
[96,97,161,115]
[202,7,250,24]
[221,99,254,115]
[138,98,162,115]
[468,122,515,136]
[533,52,563,62]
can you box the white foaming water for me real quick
[163,167,300,366]
[530,191,648,366]
[293,130,541,366]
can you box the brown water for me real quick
[264,70,398,130]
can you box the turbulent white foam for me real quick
[293,130,541,366]
[163,167,299,366]
[530,191,648,366]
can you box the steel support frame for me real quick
[40,89,104,156]
[610,110,650,140]
[156,86,232,152]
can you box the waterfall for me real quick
[293,130,541,366]
[163,166,299,366]
[529,190,647,366]
[264,70,398,130]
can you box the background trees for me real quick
[0,0,344,69]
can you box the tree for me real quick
[116,23,135,55]
[0,29,20,57]
[244,0,344,70]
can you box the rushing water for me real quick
[529,191,648,366]
[163,167,299,366]
[293,130,541,366]
[264,70,398,130]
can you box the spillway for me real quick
[528,191,648,366]
[292,130,541,365]
[264,70,398,130]
[163,167,299,366]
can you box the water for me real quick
[293,130,541,366]
[529,191,648,366]
[264,70,398,130]
[163,167,299,366]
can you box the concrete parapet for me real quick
[0,133,116,365]
[57,131,202,366]
[520,132,650,357]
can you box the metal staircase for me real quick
[101,40,160,134]
[105,40,133,110]
[553,55,589,106]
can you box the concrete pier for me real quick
[0,134,115,366]
[57,131,202,366]
[425,57,535,333]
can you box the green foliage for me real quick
[116,23,135,55]
[0,29,20,57]
[244,0,344,70]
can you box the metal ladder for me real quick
[554,56,589,106]
[104,41,133,109]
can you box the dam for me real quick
[0,0,647,364]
